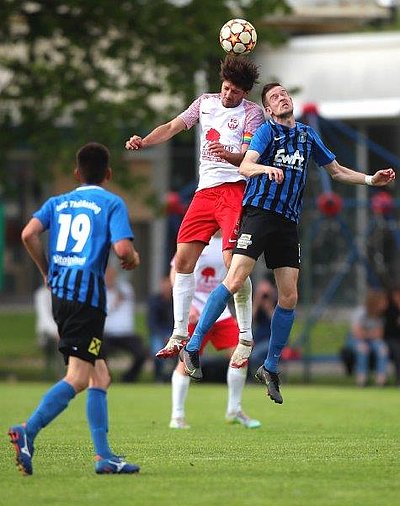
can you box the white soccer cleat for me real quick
[226,411,261,429]
[155,335,188,359]
[169,417,191,429]
[229,340,253,368]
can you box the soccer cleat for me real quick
[229,340,253,368]
[8,424,34,476]
[179,346,203,380]
[226,411,261,429]
[169,417,191,429]
[255,365,283,404]
[95,455,140,474]
[155,335,188,359]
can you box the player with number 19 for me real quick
[8,142,141,476]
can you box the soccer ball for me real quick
[219,18,257,55]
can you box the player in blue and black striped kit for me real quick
[180,83,395,404]
[8,142,141,475]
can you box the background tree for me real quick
[0,0,288,190]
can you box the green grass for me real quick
[1,382,399,506]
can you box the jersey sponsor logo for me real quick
[205,128,220,142]
[88,337,102,356]
[53,254,86,266]
[274,149,304,170]
[227,116,239,130]
[274,135,285,141]
[236,233,252,249]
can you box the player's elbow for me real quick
[113,239,134,261]
[21,226,36,246]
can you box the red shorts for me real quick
[188,316,239,353]
[177,182,245,250]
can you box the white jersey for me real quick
[192,236,231,322]
[104,280,135,336]
[179,93,264,191]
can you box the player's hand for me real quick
[208,141,228,159]
[265,166,284,183]
[372,168,396,186]
[125,135,143,150]
[120,251,140,270]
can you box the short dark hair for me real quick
[261,82,282,107]
[220,55,259,92]
[76,142,110,184]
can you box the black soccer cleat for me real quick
[255,366,283,404]
[179,347,203,381]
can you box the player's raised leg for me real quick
[255,267,297,404]
[231,277,254,368]
[156,242,204,358]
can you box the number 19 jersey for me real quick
[34,185,134,312]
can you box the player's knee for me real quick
[66,376,89,393]
[174,256,196,273]
[279,291,298,309]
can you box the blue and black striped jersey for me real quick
[34,185,134,312]
[243,119,335,223]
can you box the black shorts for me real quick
[52,295,106,365]
[233,206,301,270]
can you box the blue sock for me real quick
[86,388,113,458]
[186,284,232,352]
[26,380,76,441]
[264,305,295,373]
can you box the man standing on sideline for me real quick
[8,142,141,475]
[180,82,395,404]
[169,233,260,430]
[125,56,265,366]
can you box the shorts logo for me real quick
[236,233,252,249]
[88,337,102,356]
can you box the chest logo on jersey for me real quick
[298,131,307,143]
[227,116,239,130]
[201,266,216,282]
[274,149,304,170]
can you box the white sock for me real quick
[233,277,253,343]
[171,369,190,419]
[173,272,195,336]
[226,366,247,415]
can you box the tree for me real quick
[0,0,288,188]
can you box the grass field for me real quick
[1,382,399,506]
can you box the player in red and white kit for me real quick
[169,233,260,429]
[125,56,264,366]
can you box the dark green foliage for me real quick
[0,0,289,186]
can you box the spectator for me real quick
[249,276,277,376]
[102,265,147,383]
[34,285,64,379]
[350,289,389,387]
[147,276,174,382]
[384,285,400,386]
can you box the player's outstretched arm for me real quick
[325,160,396,186]
[21,217,48,283]
[113,239,140,270]
[125,117,186,151]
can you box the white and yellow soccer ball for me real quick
[219,18,257,55]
